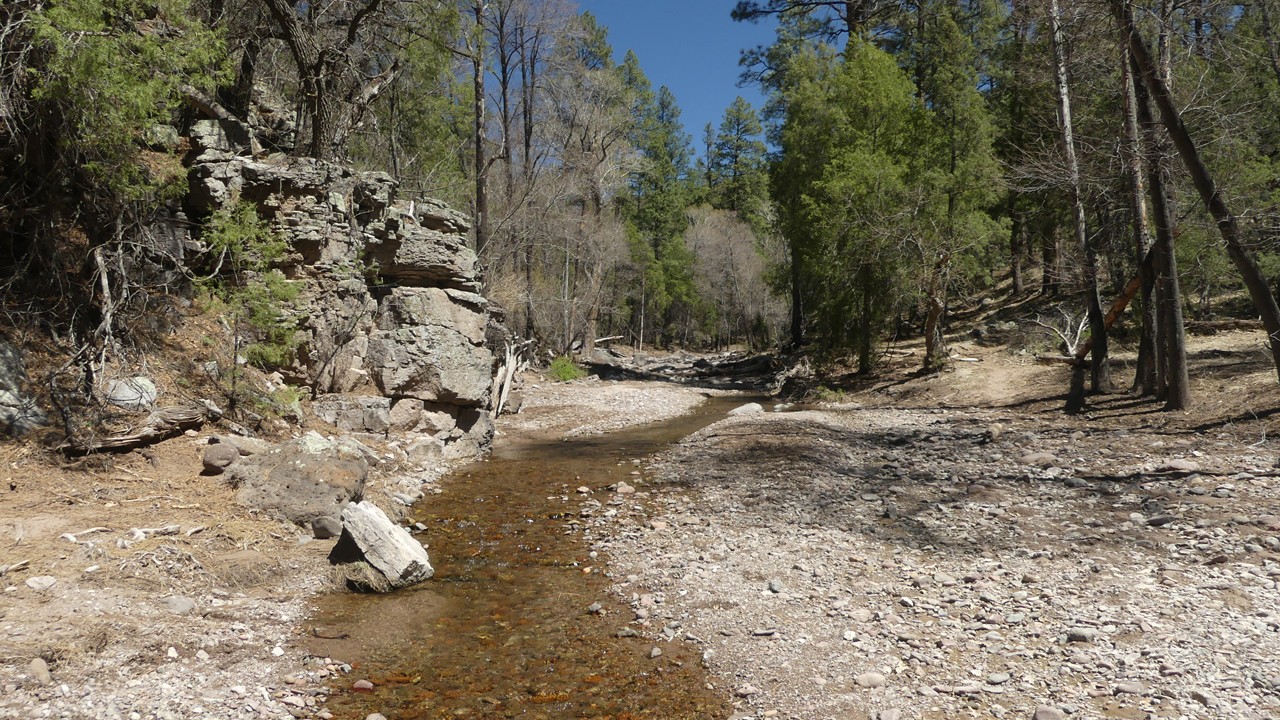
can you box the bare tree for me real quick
[1049,0,1109,396]
[1113,0,1280,389]
[260,0,403,161]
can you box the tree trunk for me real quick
[1120,46,1157,396]
[1050,0,1108,394]
[228,33,261,122]
[789,244,803,348]
[923,256,949,371]
[473,2,490,261]
[1042,223,1062,296]
[1261,0,1280,86]
[1130,50,1188,408]
[1008,197,1025,295]
[524,241,535,339]
[1117,0,1279,392]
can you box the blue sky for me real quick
[576,1,778,152]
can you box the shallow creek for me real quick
[302,395,770,720]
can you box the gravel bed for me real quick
[588,407,1280,720]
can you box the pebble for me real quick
[1067,628,1098,643]
[615,482,635,494]
[159,596,196,615]
[352,680,374,690]
[768,579,784,593]
[650,646,663,658]
[987,672,1010,685]
[735,683,760,697]
[28,658,52,685]
[1114,681,1145,694]
[1032,706,1065,720]
[1191,689,1217,707]
[366,714,388,720]
[856,672,887,688]
[877,710,901,720]
[24,576,56,591]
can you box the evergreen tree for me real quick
[707,97,769,232]
[617,52,698,345]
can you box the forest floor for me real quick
[0,323,1278,720]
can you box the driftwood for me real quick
[1035,354,1080,365]
[69,405,206,453]
[1186,319,1264,335]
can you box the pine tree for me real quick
[708,97,769,232]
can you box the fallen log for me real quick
[68,405,207,454]
[1185,319,1264,335]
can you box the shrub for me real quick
[197,201,299,411]
[547,356,587,382]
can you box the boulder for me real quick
[310,515,343,539]
[404,436,444,464]
[211,434,272,456]
[443,408,494,458]
[728,402,764,416]
[226,434,368,524]
[419,402,459,436]
[202,443,240,474]
[104,377,158,410]
[329,501,433,591]
[0,338,45,436]
[366,224,479,290]
[388,398,424,432]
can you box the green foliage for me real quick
[547,356,587,382]
[347,2,467,203]
[808,384,848,403]
[198,202,298,371]
[28,0,228,205]
[707,97,770,232]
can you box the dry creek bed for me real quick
[574,405,1280,720]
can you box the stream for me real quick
[301,394,766,720]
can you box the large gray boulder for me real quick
[367,288,491,404]
[328,501,433,591]
[0,339,45,436]
[104,377,158,410]
[226,433,370,524]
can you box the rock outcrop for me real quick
[185,120,494,456]
[0,337,46,436]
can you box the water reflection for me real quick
[305,395,773,719]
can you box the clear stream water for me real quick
[303,395,770,720]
